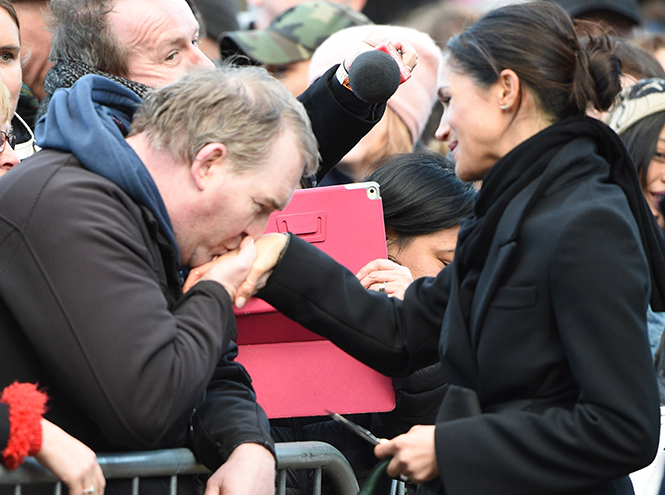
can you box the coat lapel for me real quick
[468,142,576,348]
[469,179,540,348]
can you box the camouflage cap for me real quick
[219,1,372,66]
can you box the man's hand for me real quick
[357,258,414,300]
[204,443,275,495]
[183,237,257,299]
[374,425,438,484]
[35,419,106,495]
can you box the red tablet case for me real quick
[234,182,396,418]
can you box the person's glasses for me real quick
[0,131,16,153]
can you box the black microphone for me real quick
[348,50,401,104]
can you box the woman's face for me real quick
[435,62,505,182]
[387,226,460,279]
[0,8,21,116]
[644,124,665,229]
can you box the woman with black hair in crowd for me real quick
[357,151,476,445]
[605,79,665,358]
[192,2,665,493]
[606,79,665,230]
[357,152,475,296]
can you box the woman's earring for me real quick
[500,104,510,110]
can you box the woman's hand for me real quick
[374,425,438,484]
[35,419,106,495]
[234,233,290,308]
[357,258,414,300]
[182,236,257,299]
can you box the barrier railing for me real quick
[0,441,360,495]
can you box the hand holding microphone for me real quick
[340,38,419,103]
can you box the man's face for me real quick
[108,0,214,88]
[179,129,305,268]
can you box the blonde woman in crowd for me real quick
[0,80,19,175]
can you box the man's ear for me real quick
[497,68,521,110]
[191,143,227,191]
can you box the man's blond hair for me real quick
[0,80,12,125]
[130,66,319,177]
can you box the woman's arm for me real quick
[1,383,105,495]
[252,235,449,377]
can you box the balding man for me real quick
[0,67,318,495]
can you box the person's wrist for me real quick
[233,442,277,467]
[276,232,292,265]
[335,63,353,92]
[1,382,47,470]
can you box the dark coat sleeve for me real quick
[297,66,386,184]
[0,165,239,450]
[0,403,8,453]
[190,342,274,470]
[258,235,445,376]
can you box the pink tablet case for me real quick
[234,183,396,418]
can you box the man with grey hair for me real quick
[0,66,317,494]
[41,0,408,185]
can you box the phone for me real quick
[327,410,412,483]
[374,41,411,84]
[327,410,380,445]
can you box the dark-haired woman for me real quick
[606,79,665,229]
[356,152,475,443]
[357,152,475,298]
[218,2,665,494]
[605,78,665,358]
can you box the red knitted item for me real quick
[1,382,48,470]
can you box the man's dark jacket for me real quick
[0,147,271,466]
[0,64,384,477]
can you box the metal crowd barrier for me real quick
[0,441,360,495]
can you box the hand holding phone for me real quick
[374,41,412,84]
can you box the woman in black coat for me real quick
[195,2,665,494]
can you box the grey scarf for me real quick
[38,59,153,121]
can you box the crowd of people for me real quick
[1,0,665,495]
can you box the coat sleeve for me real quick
[189,342,274,470]
[0,169,238,449]
[434,205,661,495]
[0,403,8,453]
[258,235,446,377]
[297,66,386,184]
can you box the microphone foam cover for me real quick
[348,50,401,104]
